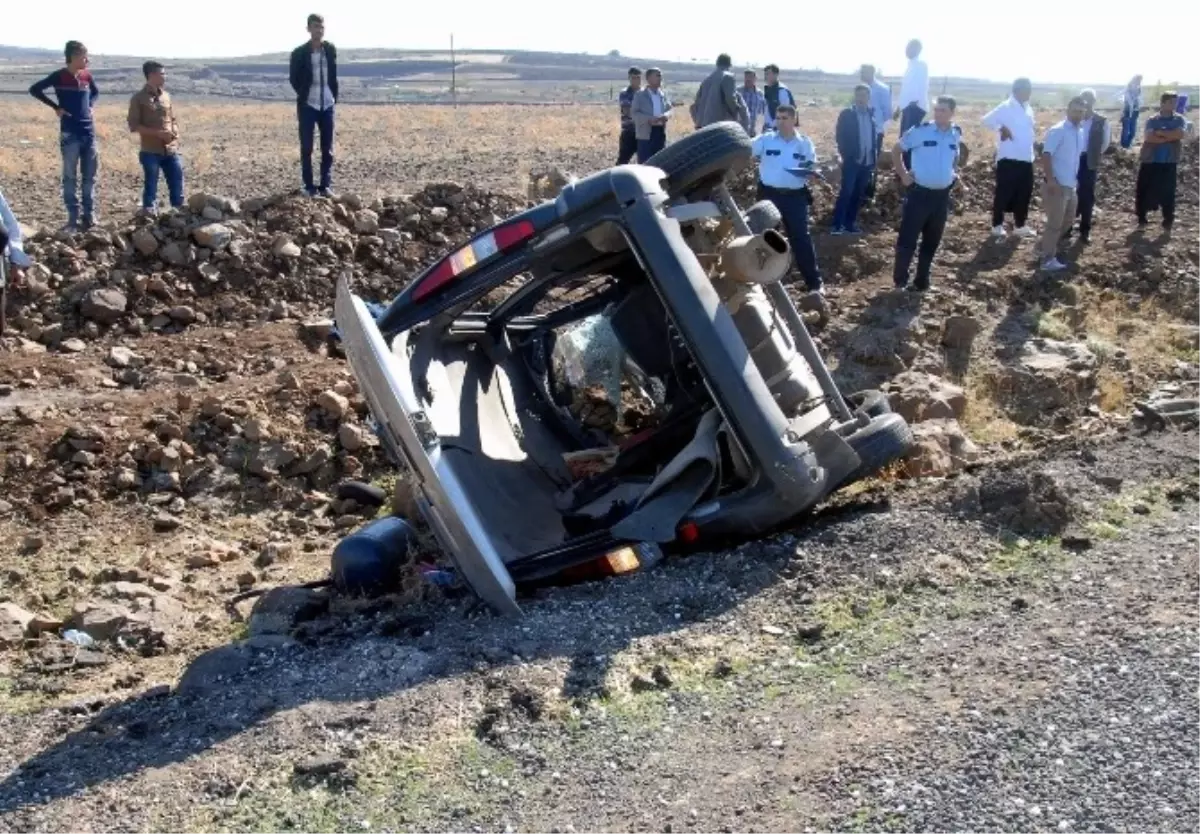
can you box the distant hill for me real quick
[0,45,61,60]
[2,45,1192,107]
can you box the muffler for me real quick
[719,229,791,285]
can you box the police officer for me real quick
[751,103,823,293]
[891,94,966,291]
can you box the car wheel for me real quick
[845,389,891,418]
[645,121,754,197]
[838,413,913,487]
[743,200,782,235]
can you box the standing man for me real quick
[28,41,100,232]
[860,64,892,158]
[1136,91,1189,232]
[289,13,339,197]
[832,84,877,235]
[860,64,891,200]
[740,69,766,136]
[896,40,929,137]
[632,68,672,162]
[1119,75,1144,150]
[1037,97,1086,273]
[891,95,965,292]
[981,77,1037,239]
[616,67,642,165]
[762,64,796,132]
[1072,88,1111,243]
[127,61,183,216]
[691,54,745,129]
[751,104,824,294]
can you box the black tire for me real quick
[644,122,753,197]
[744,200,782,235]
[838,413,913,487]
[845,389,892,419]
[336,480,387,507]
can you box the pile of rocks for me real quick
[11,377,384,524]
[4,183,528,352]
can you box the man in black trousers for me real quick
[289,13,339,196]
[616,67,641,165]
[891,95,966,291]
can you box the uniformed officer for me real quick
[751,103,824,293]
[890,94,966,291]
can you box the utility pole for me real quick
[451,33,457,108]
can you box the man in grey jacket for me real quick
[690,54,746,129]
[632,68,672,162]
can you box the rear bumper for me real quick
[333,278,522,616]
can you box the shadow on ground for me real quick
[0,495,896,813]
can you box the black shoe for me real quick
[909,281,930,293]
[80,215,95,231]
[318,187,335,198]
[1136,218,1148,228]
[1079,231,1090,244]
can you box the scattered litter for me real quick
[62,629,97,648]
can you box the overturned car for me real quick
[334,123,913,615]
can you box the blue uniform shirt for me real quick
[899,122,961,189]
[752,130,818,189]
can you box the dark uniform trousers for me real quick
[1075,154,1098,236]
[757,183,823,291]
[617,127,637,165]
[894,184,950,289]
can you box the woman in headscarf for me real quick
[1119,75,1144,149]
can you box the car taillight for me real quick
[412,219,535,302]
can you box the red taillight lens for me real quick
[493,220,535,249]
[412,259,456,302]
[411,219,536,303]
[678,522,700,544]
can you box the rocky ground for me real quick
[0,109,1197,832]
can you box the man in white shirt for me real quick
[981,77,1037,239]
[896,40,929,136]
[1071,88,1112,243]
[1038,97,1086,273]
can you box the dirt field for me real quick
[0,100,1197,832]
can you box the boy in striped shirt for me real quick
[29,41,100,232]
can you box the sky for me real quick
[5,0,1196,87]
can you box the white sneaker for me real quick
[991,225,1007,239]
[1014,226,1037,239]
[1041,257,1068,273]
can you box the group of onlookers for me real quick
[613,43,1189,292]
[0,27,1191,305]
[14,13,339,238]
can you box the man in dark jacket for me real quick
[289,14,339,196]
[690,54,746,129]
[616,67,642,164]
[832,84,877,234]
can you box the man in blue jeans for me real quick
[29,40,100,232]
[289,13,339,196]
[832,84,877,234]
[127,61,183,215]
